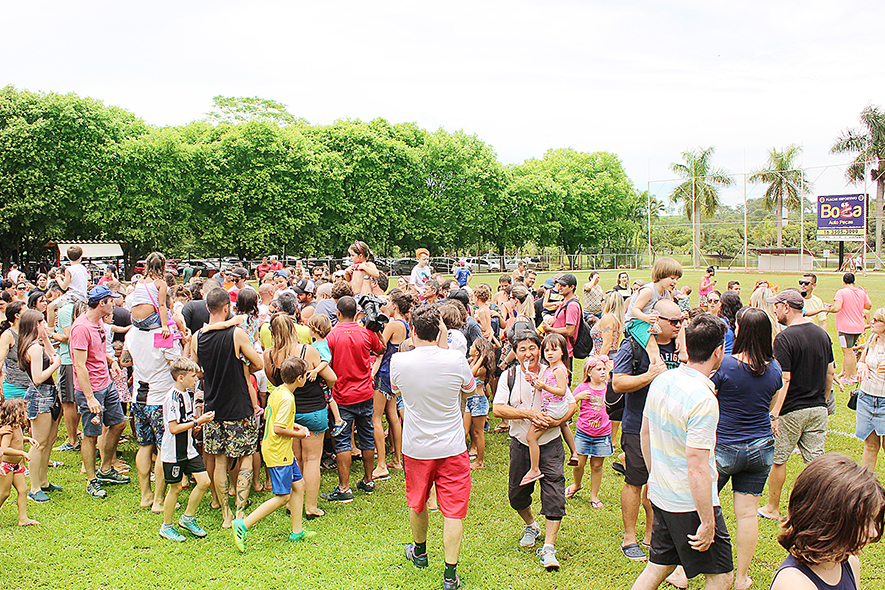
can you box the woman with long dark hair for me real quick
[711,307,782,590]
[19,309,62,502]
[717,291,742,355]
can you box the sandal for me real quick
[565,485,581,499]
[519,472,544,486]
[48,460,64,468]
[494,424,510,433]
[621,543,647,562]
[590,500,604,509]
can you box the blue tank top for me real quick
[376,319,410,388]
[772,555,856,590]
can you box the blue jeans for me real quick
[332,400,375,453]
[715,436,774,496]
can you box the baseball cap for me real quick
[273,269,289,278]
[231,267,249,279]
[765,289,804,309]
[88,285,122,303]
[543,278,556,289]
[292,279,315,294]
[444,289,470,308]
[555,273,577,288]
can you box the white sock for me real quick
[542,543,554,552]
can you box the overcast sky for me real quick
[4,1,882,210]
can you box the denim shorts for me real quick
[575,429,613,457]
[294,408,329,434]
[333,399,375,453]
[132,311,162,331]
[74,382,127,437]
[856,391,885,440]
[465,394,489,417]
[26,382,59,420]
[375,375,404,412]
[715,436,774,496]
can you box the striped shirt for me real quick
[644,365,719,513]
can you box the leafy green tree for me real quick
[831,105,885,269]
[669,147,734,267]
[204,95,306,126]
[0,85,145,270]
[748,145,811,248]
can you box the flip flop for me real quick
[757,510,779,521]
[567,456,580,467]
[305,510,325,520]
[621,543,647,561]
[519,472,544,486]
[564,485,581,499]
[590,500,604,509]
[494,424,510,433]
[373,472,391,481]
[386,462,403,470]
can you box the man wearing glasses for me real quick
[612,299,683,564]
[798,274,827,329]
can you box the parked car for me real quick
[133,259,179,276]
[390,258,418,276]
[181,259,219,278]
[466,257,502,273]
[430,257,457,274]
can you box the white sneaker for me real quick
[538,546,560,571]
[519,523,541,547]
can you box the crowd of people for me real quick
[1,245,883,590]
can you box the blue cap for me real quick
[88,285,122,303]
[543,278,555,289]
[273,269,290,278]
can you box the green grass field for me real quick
[3,269,884,589]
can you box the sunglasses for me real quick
[659,317,683,326]
[708,298,720,304]
[798,280,811,286]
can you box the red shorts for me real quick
[0,461,25,476]
[404,451,471,519]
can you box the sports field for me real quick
[3,269,883,589]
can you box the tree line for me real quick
[0,87,641,271]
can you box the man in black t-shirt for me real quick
[612,299,683,563]
[758,289,834,521]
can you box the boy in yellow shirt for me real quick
[233,357,315,550]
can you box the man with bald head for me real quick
[612,299,684,563]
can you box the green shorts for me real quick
[625,319,653,348]
[773,406,827,465]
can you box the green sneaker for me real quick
[233,519,248,552]
[288,529,317,542]
[179,515,207,538]
[159,524,186,542]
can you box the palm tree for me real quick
[669,147,734,267]
[831,105,885,270]
[748,145,811,248]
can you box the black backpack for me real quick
[604,335,643,411]
[554,298,593,359]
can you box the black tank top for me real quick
[270,345,326,414]
[197,327,251,421]
[773,555,856,590]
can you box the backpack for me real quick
[604,335,643,411]
[554,298,593,359]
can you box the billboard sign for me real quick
[816,193,867,241]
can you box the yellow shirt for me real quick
[259,322,312,351]
[262,385,295,468]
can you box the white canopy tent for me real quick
[53,241,124,260]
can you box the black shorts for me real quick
[650,504,733,579]
[58,364,76,404]
[507,437,566,520]
[163,455,207,485]
[621,432,648,487]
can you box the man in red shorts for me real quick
[391,304,476,590]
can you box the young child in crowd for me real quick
[624,257,684,366]
[306,313,345,437]
[159,357,214,542]
[0,398,39,526]
[771,453,883,590]
[674,285,692,314]
[440,302,468,356]
[233,357,315,551]
[346,240,379,296]
[466,337,496,469]
[521,334,579,486]
[566,355,613,508]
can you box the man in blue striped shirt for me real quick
[632,314,733,590]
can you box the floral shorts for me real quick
[0,461,25,476]
[132,403,165,447]
[203,417,259,458]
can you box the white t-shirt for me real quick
[7,269,21,283]
[391,346,476,460]
[493,362,575,447]
[409,264,432,288]
[124,327,181,406]
[67,263,89,302]
[161,387,198,463]
[447,329,468,357]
